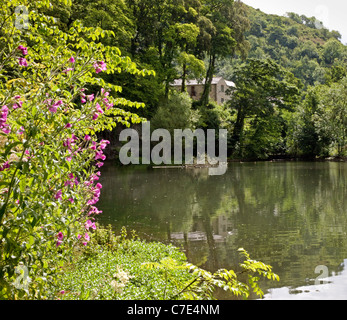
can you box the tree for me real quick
[288,87,330,158]
[322,39,345,65]
[151,91,200,134]
[199,0,250,107]
[227,59,302,157]
[316,79,347,156]
[126,0,204,99]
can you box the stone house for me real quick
[171,77,235,105]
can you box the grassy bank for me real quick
[54,226,279,300]
[55,227,196,300]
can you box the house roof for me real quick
[171,77,235,87]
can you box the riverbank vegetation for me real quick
[0,0,279,300]
[56,225,279,300]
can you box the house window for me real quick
[221,85,224,92]
[221,98,224,104]
[191,86,196,97]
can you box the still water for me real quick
[97,161,347,300]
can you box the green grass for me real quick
[54,226,279,300]
[56,234,195,300]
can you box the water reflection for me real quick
[264,259,347,300]
[97,161,347,299]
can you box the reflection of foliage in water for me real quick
[98,161,347,297]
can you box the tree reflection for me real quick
[97,161,347,296]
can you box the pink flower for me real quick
[18,57,28,67]
[85,220,96,230]
[65,123,72,128]
[95,183,102,189]
[87,94,95,102]
[95,150,106,161]
[49,100,63,113]
[93,61,107,74]
[100,140,110,150]
[17,126,24,135]
[95,162,104,168]
[2,125,11,134]
[88,206,103,216]
[90,141,97,150]
[69,57,75,63]
[92,113,99,121]
[56,240,63,247]
[17,45,28,56]
[106,102,114,110]
[84,233,90,243]
[57,232,64,241]
[95,103,104,114]
[68,197,74,204]
[12,101,23,109]
[101,88,109,97]
[0,161,10,172]
[60,290,65,295]
[63,68,74,74]
[54,190,62,200]
[0,105,9,122]
[84,135,91,141]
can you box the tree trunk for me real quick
[181,62,187,93]
[200,53,216,107]
[229,105,246,156]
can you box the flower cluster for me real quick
[93,61,107,74]
[44,99,63,113]
[18,45,28,56]
[0,161,10,172]
[100,88,114,110]
[0,105,10,134]
[17,45,28,67]
[13,95,23,110]
[85,219,96,231]
[56,232,64,247]
[77,233,91,246]
[110,266,132,294]
[64,173,79,188]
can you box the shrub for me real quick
[0,0,153,299]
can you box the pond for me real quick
[97,161,347,300]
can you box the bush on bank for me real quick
[0,0,152,299]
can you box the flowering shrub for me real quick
[0,0,153,299]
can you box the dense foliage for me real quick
[217,5,347,158]
[0,0,152,299]
[0,0,281,300]
[47,0,347,159]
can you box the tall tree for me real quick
[228,59,302,156]
[199,0,250,107]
